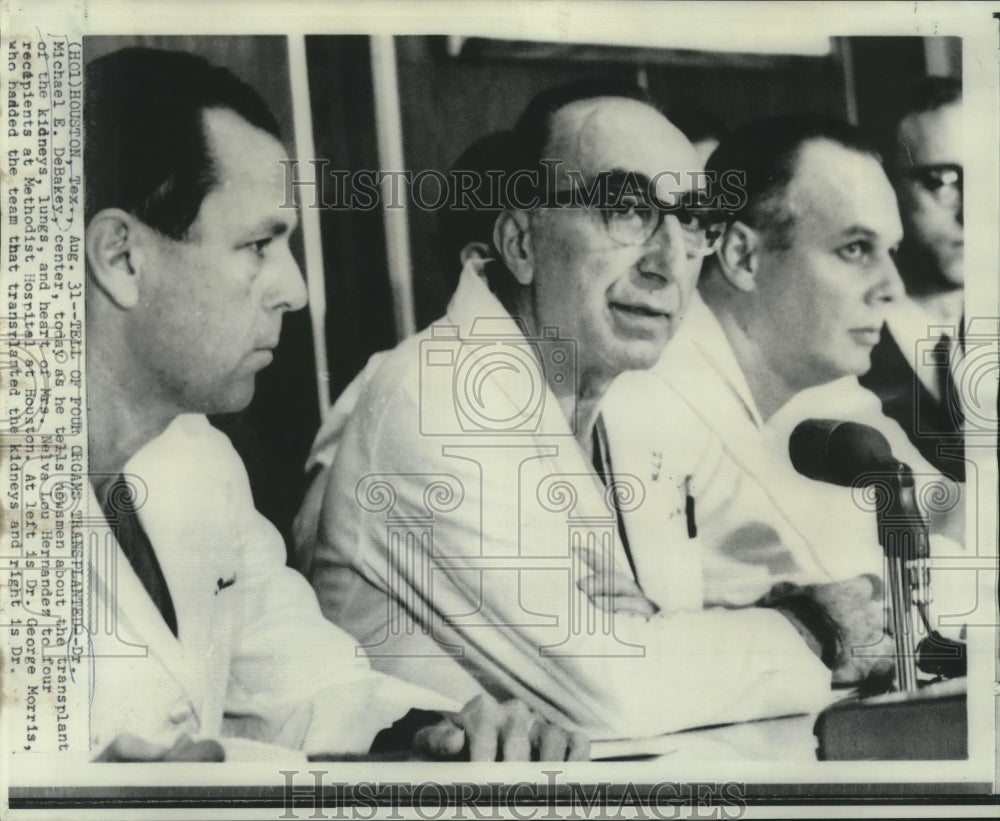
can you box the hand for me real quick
[770,574,895,687]
[576,546,659,619]
[95,733,225,762]
[808,574,896,686]
[412,695,589,761]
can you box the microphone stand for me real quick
[875,462,930,693]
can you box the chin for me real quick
[201,382,257,415]
[618,347,665,374]
[839,359,871,380]
[941,260,964,288]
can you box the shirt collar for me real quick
[662,292,766,429]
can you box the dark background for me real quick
[84,34,959,550]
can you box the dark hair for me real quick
[84,47,282,239]
[667,105,728,146]
[436,129,512,290]
[886,75,962,173]
[706,114,881,248]
[898,75,962,120]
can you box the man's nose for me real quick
[267,243,308,312]
[869,252,906,306]
[635,213,688,285]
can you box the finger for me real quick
[578,573,640,598]
[861,573,884,601]
[575,546,602,572]
[536,723,569,762]
[499,701,532,762]
[413,719,466,759]
[164,737,225,762]
[95,733,170,762]
[588,594,657,619]
[453,695,503,762]
[583,589,614,614]
[567,731,591,761]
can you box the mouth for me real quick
[848,327,882,346]
[609,302,672,321]
[250,344,278,366]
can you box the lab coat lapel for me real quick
[655,297,776,487]
[86,481,200,702]
[601,379,705,612]
[119,418,239,732]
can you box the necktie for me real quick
[97,474,179,637]
[590,415,638,582]
[932,333,963,432]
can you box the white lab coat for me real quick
[87,414,458,760]
[616,293,968,625]
[306,264,832,740]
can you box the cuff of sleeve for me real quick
[764,592,842,669]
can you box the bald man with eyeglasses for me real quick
[302,80,851,743]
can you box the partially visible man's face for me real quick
[894,100,963,288]
[129,107,307,415]
[749,140,904,389]
[526,97,704,385]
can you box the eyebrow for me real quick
[603,168,693,206]
[250,216,297,239]
[836,225,877,239]
[835,224,903,247]
[607,168,649,186]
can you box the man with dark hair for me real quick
[859,76,965,480]
[606,113,966,624]
[84,46,584,763]
[304,85,881,741]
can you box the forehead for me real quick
[895,101,962,168]
[191,107,294,236]
[783,139,902,243]
[546,97,702,198]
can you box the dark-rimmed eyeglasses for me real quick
[544,183,725,256]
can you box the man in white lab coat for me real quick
[306,82,893,741]
[606,115,967,629]
[82,46,585,763]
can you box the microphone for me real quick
[789,418,965,686]
[789,419,899,487]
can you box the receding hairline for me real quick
[542,96,696,183]
[893,98,961,156]
[543,96,673,151]
[754,137,886,245]
[180,106,294,240]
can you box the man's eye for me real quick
[608,195,646,213]
[247,238,272,256]
[922,169,960,190]
[605,197,652,223]
[837,240,871,262]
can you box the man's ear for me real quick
[492,210,534,286]
[85,209,144,309]
[715,220,760,292]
